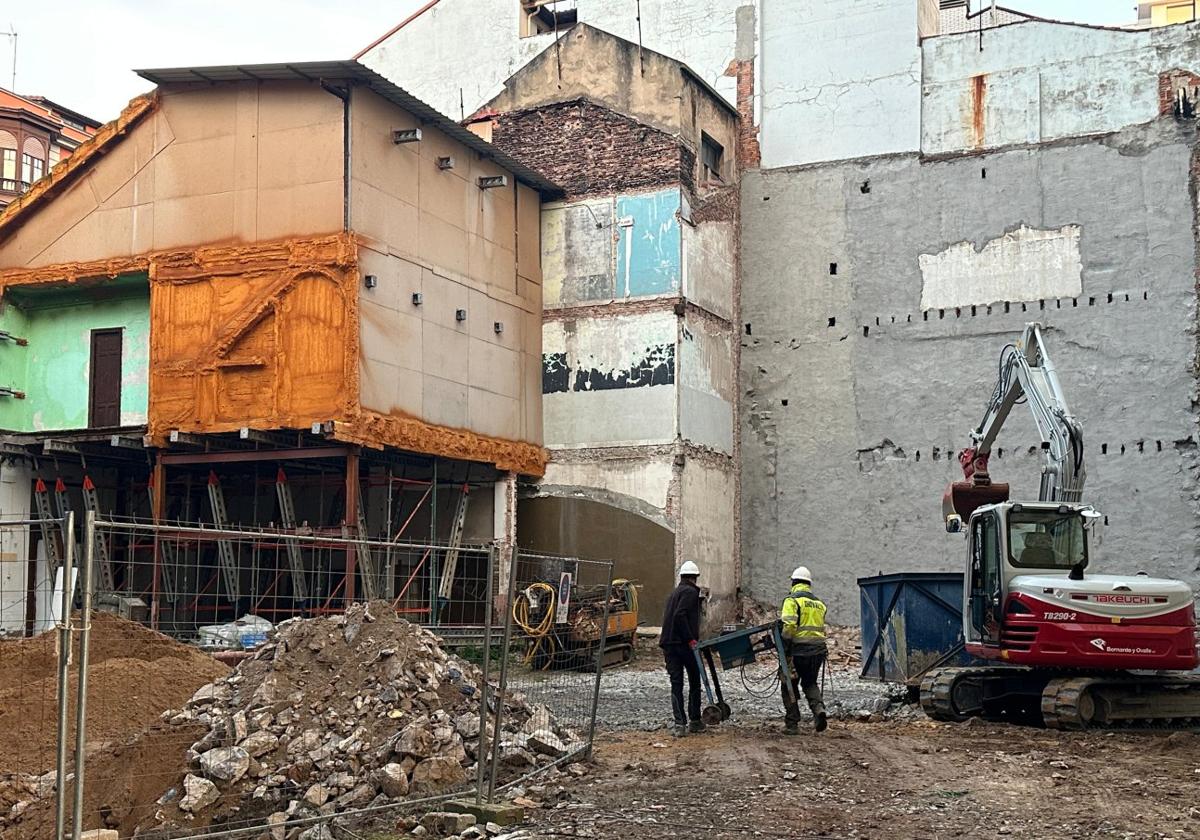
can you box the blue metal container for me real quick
[858,572,976,684]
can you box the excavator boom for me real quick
[944,323,1085,528]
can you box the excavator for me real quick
[921,323,1200,729]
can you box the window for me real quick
[0,129,16,192]
[520,0,577,37]
[0,149,16,190]
[701,132,724,183]
[22,153,44,185]
[1008,509,1087,570]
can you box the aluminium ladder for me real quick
[205,471,240,601]
[272,469,310,601]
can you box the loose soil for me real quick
[522,722,1200,839]
[0,612,228,776]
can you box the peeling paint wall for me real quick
[360,0,753,120]
[680,312,735,454]
[0,461,32,633]
[922,20,1200,154]
[759,0,923,168]
[616,190,682,298]
[0,278,149,431]
[740,121,1200,620]
[542,311,677,448]
[918,225,1083,311]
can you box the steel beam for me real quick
[160,446,352,465]
[110,435,145,450]
[168,430,207,447]
[42,439,80,455]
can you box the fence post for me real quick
[474,544,496,806]
[71,510,95,840]
[486,546,521,803]
[585,566,612,760]
[54,512,75,840]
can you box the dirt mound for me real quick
[0,613,228,777]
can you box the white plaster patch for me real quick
[918,224,1083,311]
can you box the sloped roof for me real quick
[134,60,562,196]
[0,93,157,243]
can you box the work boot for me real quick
[688,720,706,734]
[813,707,828,733]
[671,724,687,738]
[783,721,799,736]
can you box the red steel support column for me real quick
[150,454,165,630]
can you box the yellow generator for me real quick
[513,579,639,669]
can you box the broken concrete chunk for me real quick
[303,782,330,807]
[180,774,220,812]
[200,746,251,784]
[239,730,279,758]
[420,812,476,834]
[392,718,436,759]
[334,783,375,808]
[266,811,288,840]
[526,730,568,759]
[411,756,468,794]
[375,762,410,798]
[186,683,227,708]
[521,705,553,735]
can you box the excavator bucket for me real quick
[942,480,1010,523]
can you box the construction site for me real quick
[2,0,1200,838]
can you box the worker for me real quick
[659,560,704,737]
[779,565,828,734]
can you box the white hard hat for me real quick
[680,561,700,577]
[791,566,811,583]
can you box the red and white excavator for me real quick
[921,323,1200,728]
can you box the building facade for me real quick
[0,88,99,210]
[462,24,741,624]
[0,62,552,634]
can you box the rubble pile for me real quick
[141,601,583,836]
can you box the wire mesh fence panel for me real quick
[0,514,75,840]
[485,549,617,799]
[0,513,507,840]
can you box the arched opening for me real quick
[517,496,675,625]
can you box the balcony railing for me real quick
[0,178,31,194]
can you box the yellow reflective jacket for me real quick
[781,582,826,645]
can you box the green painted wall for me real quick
[0,277,150,432]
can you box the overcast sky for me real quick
[0,1,1150,123]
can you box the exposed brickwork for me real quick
[726,59,761,169]
[690,183,738,225]
[489,99,686,200]
[1159,69,1200,117]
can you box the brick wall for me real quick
[489,99,686,199]
[1159,68,1200,117]
[727,59,761,169]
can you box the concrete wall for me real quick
[922,20,1200,155]
[759,0,923,168]
[0,461,32,635]
[0,82,345,269]
[0,279,149,431]
[740,120,1200,620]
[352,87,543,447]
[679,312,735,454]
[543,311,677,448]
[360,0,753,119]
[680,458,737,627]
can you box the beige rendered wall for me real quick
[680,459,737,630]
[351,87,544,448]
[681,78,738,179]
[484,24,690,138]
[0,81,345,270]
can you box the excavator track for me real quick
[1041,674,1200,730]
[921,667,1200,730]
[920,667,1024,722]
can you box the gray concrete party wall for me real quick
[740,119,1200,621]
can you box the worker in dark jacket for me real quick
[659,560,704,737]
[779,565,828,734]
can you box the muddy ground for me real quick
[515,720,1200,840]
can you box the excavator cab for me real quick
[963,502,1094,649]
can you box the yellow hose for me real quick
[513,582,557,669]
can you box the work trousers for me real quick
[782,650,826,724]
[662,643,702,726]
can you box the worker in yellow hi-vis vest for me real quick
[779,566,828,734]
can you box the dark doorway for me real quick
[517,496,675,625]
[88,328,122,427]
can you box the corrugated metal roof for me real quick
[134,60,563,197]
